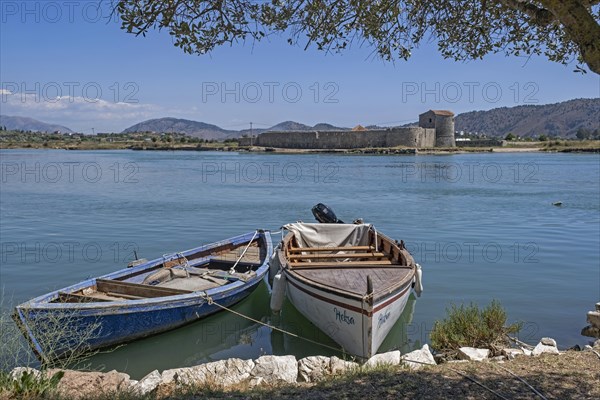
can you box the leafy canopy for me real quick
[115,1,600,74]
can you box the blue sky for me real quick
[1,0,599,133]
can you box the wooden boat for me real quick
[270,222,421,359]
[13,230,272,363]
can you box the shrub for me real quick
[430,300,521,356]
[3,369,64,397]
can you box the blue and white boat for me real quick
[14,230,272,363]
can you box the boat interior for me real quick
[283,225,414,297]
[54,238,266,303]
[285,229,410,267]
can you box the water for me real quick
[1,149,598,378]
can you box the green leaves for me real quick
[6,370,65,397]
[114,1,600,73]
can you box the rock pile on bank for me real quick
[7,338,600,399]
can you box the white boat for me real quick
[270,222,422,358]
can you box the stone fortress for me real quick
[243,110,455,149]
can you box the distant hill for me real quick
[122,117,235,140]
[267,121,312,132]
[455,98,599,138]
[0,115,73,133]
[122,118,349,139]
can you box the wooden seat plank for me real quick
[290,260,393,268]
[289,246,374,253]
[58,292,112,303]
[289,252,386,260]
[96,279,192,298]
[290,264,411,270]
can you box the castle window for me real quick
[429,118,432,123]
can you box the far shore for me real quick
[1,138,599,154]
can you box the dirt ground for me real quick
[167,351,600,400]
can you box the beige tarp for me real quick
[283,222,372,249]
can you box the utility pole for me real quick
[250,122,253,146]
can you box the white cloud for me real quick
[0,91,179,133]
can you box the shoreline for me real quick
[3,339,599,399]
[1,143,599,154]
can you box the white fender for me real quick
[414,263,423,297]
[268,246,282,284]
[270,272,287,313]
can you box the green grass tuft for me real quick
[430,300,521,356]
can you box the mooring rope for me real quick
[493,364,548,400]
[200,292,350,356]
[447,367,510,400]
[229,230,259,274]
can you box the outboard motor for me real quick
[312,203,344,224]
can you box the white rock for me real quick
[177,358,254,387]
[251,355,298,385]
[521,347,533,356]
[458,347,490,361]
[490,356,505,362]
[532,342,560,356]
[248,376,265,388]
[330,356,359,375]
[297,356,330,382]
[9,367,41,381]
[584,345,593,350]
[160,368,187,385]
[400,344,436,370]
[541,337,557,347]
[364,350,401,368]
[134,370,162,395]
[594,339,600,348]
[502,348,525,360]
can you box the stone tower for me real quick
[418,110,455,147]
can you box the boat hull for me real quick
[274,222,418,359]
[284,270,413,358]
[14,231,272,362]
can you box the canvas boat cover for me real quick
[283,222,372,249]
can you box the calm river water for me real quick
[1,149,598,378]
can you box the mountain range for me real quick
[121,118,349,140]
[3,98,598,138]
[454,98,599,137]
[0,115,73,134]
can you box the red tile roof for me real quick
[429,110,454,116]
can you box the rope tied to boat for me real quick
[229,230,259,274]
[199,291,349,356]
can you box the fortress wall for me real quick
[256,127,433,149]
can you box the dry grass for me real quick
[182,351,599,400]
[2,351,599,399]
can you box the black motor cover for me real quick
[312,203,344,223]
